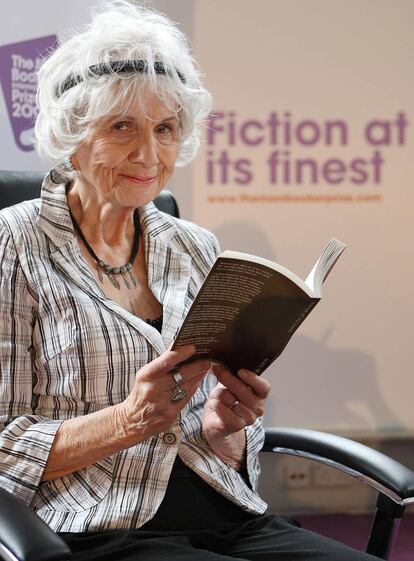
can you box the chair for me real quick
[0,170,413,561]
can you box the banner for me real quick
[0,0,101,171]
[193,0,414,434]
[0,36,57,152]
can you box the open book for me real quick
[172,239,346,375]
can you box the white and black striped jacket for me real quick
[0,170,266,532]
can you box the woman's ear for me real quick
[70,154,79,171]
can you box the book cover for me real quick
[173,239,346,375]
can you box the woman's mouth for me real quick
[119,173,157,185]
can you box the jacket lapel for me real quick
[36,171,192,356]
[144,232,191,348]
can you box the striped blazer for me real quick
[0,170,267,532]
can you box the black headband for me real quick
[56,59,186,98]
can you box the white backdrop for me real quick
[192,0,414,435]
[0,0,413,436]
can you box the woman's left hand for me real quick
[202,364,271,471]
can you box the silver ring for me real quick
[169,367,186,403]
[169,367,183,385]
[170,384,187,403]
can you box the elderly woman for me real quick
[0,2,378,561]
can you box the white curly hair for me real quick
[34,0,212,173]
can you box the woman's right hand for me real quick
[118,345,210,443]
[44,345,208,481]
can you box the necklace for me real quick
[69,209,140,290]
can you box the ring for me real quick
[170,384,187,403]
[169,367,183,385]
[231,400,240,409]
[169,367,186,403]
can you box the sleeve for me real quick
[0,223,63,506]
[205,230,221,261]
[182,373,265,492]
[244,418,265,491]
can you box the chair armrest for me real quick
[263,427,414,506]
[0,487,71,561]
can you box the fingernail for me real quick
[238,369,250,378]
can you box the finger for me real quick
[209,385,257,424]
[169,376,203,408]
[142,345,197,379]
[208,399,246,432]
[209,384,238,407]
[167,369,207,399]
[230,400,258,426]
[179,359,211,382]
[211,365,256,407]
[167,361,211,397]
[212,364,270,407]
[166,360,210,406]
[209,384,263,425]
[237,369,271,400]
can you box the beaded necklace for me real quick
[69,210,140,290]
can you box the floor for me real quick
[296,513,414,561]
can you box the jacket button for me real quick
[162,432,177,445]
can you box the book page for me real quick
[305,238,347,296]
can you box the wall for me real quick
[191,0,414,437]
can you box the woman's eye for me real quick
[113,122,130,131]
[156,124,173,135]
[155,123,179,143]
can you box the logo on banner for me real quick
[0,35,57,152]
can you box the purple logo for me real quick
[0,35,57,151]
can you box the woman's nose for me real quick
[128,134,159,167]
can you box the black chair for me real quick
[0,170,413,561]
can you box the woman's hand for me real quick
[202,364,271,471]
[44,345,209,481]
[119,345,210,444]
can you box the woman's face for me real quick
[72,89,180,209]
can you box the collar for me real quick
[36,168,191,353]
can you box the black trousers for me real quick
[61,516,380,561]
[61,458,379,561]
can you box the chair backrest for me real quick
[0,170,180,217]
